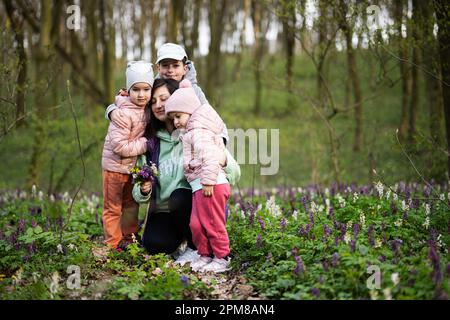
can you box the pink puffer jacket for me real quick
[102,96,147,174]
[181,103,227,185]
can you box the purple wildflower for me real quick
[256,234,262,248]
[350,240,356,252]
[390,239,403,261]
[301,196,309,214]
[18,219,26,234]
[311,287,320,298]
[29,206,42,216]
[334,236,340,247]
[428,243,442,285]
[352,223,360,239]
[332,253,339,267]
[323,224,331,238]
[378,255,386,262]
[309,211,315,225]
[240,262,250,272]
[328,206,334,218]
[280,218,287,232]
[28,243,35,255]
[298,226,306,237]
[258,217,265,231]
[293,255,305,275]
[180,275,189,287]
[423,185,431,198]
[305,223,312,234]
[266,252,273,262]
[322,260,329,271]
[31,220,38,228]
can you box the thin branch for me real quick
[59,81,86,243]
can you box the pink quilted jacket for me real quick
[181,103,227,185]
[102,96,147,174]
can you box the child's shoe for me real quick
[200,256,231,273]
[175,247,200,266]
[190,256,213,272]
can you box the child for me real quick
[101,60,154,249]
[165,79,231,273]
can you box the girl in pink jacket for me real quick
[101,61,153,249]
[164,79,231,273]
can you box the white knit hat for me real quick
[126,61,154,92]
[156,43,188,64]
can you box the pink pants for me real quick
[190,183,231,259]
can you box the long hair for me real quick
[145,78,180,138]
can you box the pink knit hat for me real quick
[165,79,202,116]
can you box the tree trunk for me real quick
[433,0,450,176]
[281,1,296,94]
[421,0,444,146]
[189,0,201,60]
[4,0,27,127]
[205,0,228,106]
[395,0,411,142]
[252,0,263,115]
[233,0,250,81]
[28,0,52,187]
[100,0,115,103]
[339,0,363,152]
[167,0,183,42]
[408,0,421,144]
[317,0,328,109]
[150,0,159,62]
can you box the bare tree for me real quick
[395,0,411,142]
[433,0,450,175]
[205,0,228,105]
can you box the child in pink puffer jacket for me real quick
[165,79,231,273]
[101,61,153,249]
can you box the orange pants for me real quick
[102,170,139,248]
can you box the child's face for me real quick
[129,83,152,107]
[157,59,188,82]
[170,112,190,129]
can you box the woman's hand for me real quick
[140,181,152,195]
[202,185,213,197]
[110,109,128,129]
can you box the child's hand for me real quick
[110,109,128,129]
[202,185,213,197]
[118,88,128,96]
[140,181,152,195]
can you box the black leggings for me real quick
[142,188,195,255]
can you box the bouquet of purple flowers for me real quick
[130,162,159,185]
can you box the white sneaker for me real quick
[174,247,200,266]
[190,256,213,272]
[200,257,231,273]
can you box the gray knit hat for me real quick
[126,61,154,92]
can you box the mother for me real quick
[110,78,239,264]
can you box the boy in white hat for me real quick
[101,61,154,250]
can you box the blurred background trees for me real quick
[0,0,449,192]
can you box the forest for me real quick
[0,0,449,302]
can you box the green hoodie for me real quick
[132,129,241,211]
[132,129,191,211]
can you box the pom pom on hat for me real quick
[179,79,192,88]
[165,79,201,116]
